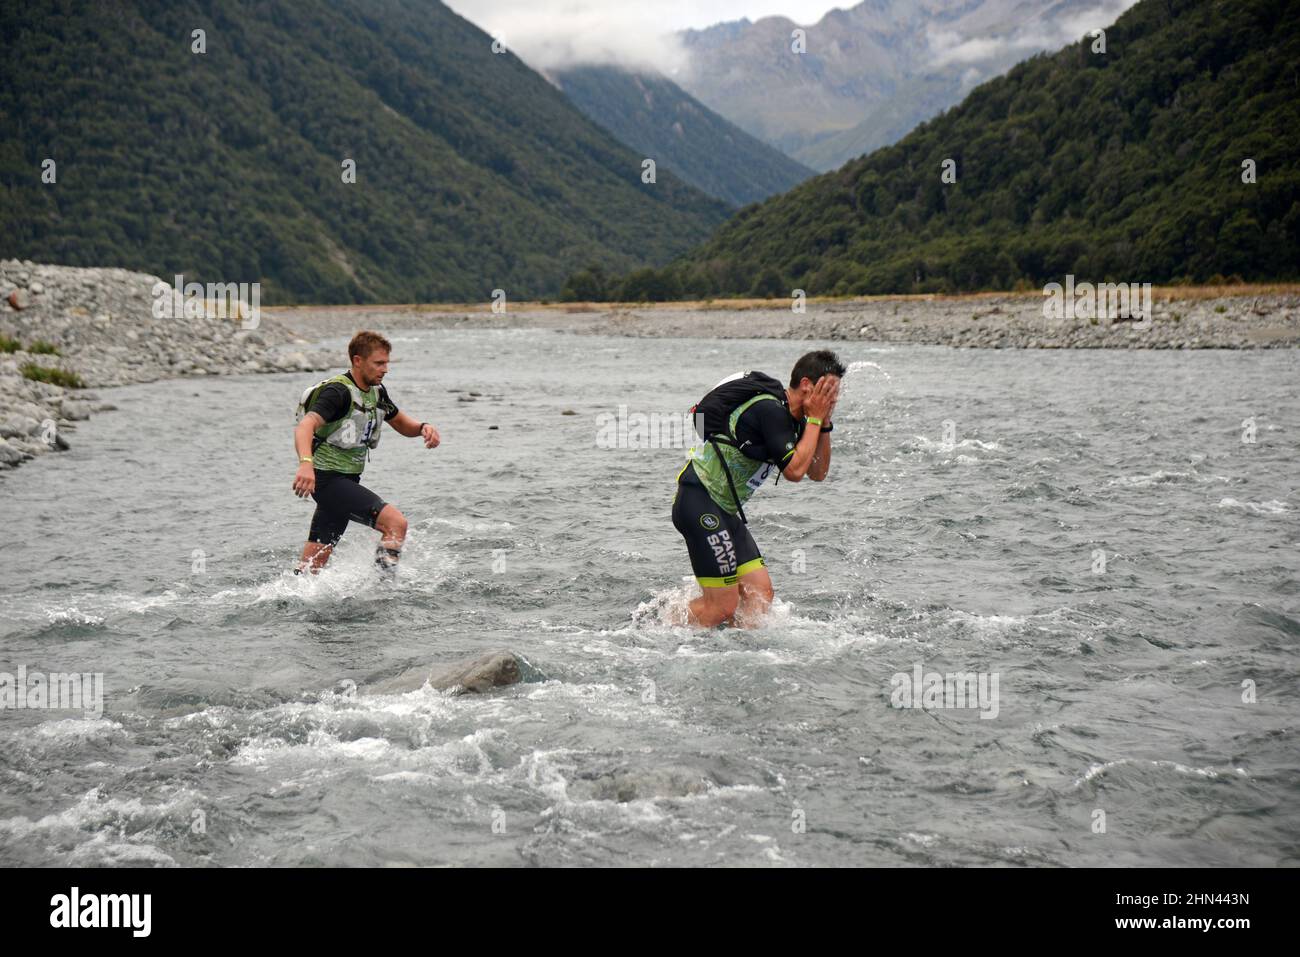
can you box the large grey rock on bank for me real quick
[0,436,26,467]
[0,413,41,438]
[364,650,538,696]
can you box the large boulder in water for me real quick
[568,766,718,802]
[364,650,535,696]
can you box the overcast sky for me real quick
[443,0,847,74]
[446,1,845,34]
[443,0,1137,77]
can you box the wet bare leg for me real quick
[374,505,408,577]
[688,584,740,628]
[734,566,774,629]
[297,541,334,574]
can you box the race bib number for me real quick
[746,462,775,493]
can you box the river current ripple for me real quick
[0,330,1296,866]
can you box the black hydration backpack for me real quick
[688,371,791,523]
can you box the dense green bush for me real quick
[576,0,1300,300]
[0,1,730,304]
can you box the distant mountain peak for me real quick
[603,0,1300,298]
[553,64,814,207]
[676,0,1140,171]
[1,0,731,303]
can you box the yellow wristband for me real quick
[300,456,313,463]
[806,416,823,427]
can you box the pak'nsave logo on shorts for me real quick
[699,513,721,531]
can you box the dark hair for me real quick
[348,330,392,360]
[789,349,846,388]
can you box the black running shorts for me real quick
[672,474,765,588]
[308,470,388,545]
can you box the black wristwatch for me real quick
[822,420,833,433]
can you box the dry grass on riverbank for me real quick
[263,283,1300,316]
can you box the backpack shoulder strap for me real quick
[299,373,354,425]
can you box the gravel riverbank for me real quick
[264,288,1300,349]
[0,261,333,470]
[3,260,1296,472]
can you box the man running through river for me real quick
[291,330,441,577]
[673,349,844,627]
